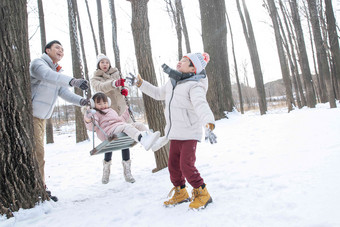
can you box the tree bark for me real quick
[199,0,234,119]
[37,0,46,54]
[67,0,89,142]
[303,1,324,103]
[280,0,306,107]
[267,0,295,112]
[0,0,48,218]
[85,0,99,56]
[289,0,316,108]
[278,15,302,108]
[325,0,340,99]
[74,0,91,99]
[165,0,183,60]
[176,0,191,53]
[109,0,121,71]
[127,0,169,172]
[226,9,244,114]
[236,0,267,115]
[97,0,106,54]
[308,0,336,108]
[174,0,183,60]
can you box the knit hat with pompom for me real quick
[184,52,210,74]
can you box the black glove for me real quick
[79,98,89,106]
[161,64,172,74]
[70,78,89,90]
[162,64,193,81]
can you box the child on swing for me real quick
[84,92,160,151]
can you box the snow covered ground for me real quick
[1,103,340,227]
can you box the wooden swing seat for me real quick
[90,132,137,156]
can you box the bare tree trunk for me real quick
[289,0,316,108]
[308,0,336,108]
[277,2,301,108]
[165,0,183,60]
[85,0,99,56]
[37,0,54,143]
[226,9,244,114]
[97,0,106,54]
[280,1,307,107]
[74,0,91,99]
[174,0,183,60]
[303,1,324,103]
[236,0,267,115]
[176,0,191,53]
[37,0,46,54]
[325,0,340,99]
[109,0,121,71]
[67,0,89,142]
[267,0,295,112]
[0,0,48,218]
[127,0,169,172]
[277,8,302,108]
[199,0,234,118]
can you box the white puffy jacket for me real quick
[30,53,82,119]
[139,75,215,141]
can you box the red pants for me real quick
[168,140,204,189]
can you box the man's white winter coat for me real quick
[30,53,82,119]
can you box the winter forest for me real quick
[1,0,340,226]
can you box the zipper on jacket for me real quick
[166,86,176,138]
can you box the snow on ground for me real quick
[1,103,340,227]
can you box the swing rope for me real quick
[119,71,136,123]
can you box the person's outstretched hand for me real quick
[205,123,217,144]
[79,98,89,106]
[112,78,125,88]
[70,78,89,90]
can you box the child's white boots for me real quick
[102,160,112,184]
[122,160,135,183]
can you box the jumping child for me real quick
[135,52,217,209]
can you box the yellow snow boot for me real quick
[164,186,190,206]
[189,184,212,209]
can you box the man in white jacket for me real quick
[136,52,216,209]
[30,40,89,201]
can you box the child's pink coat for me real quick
[85,108,130,141]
